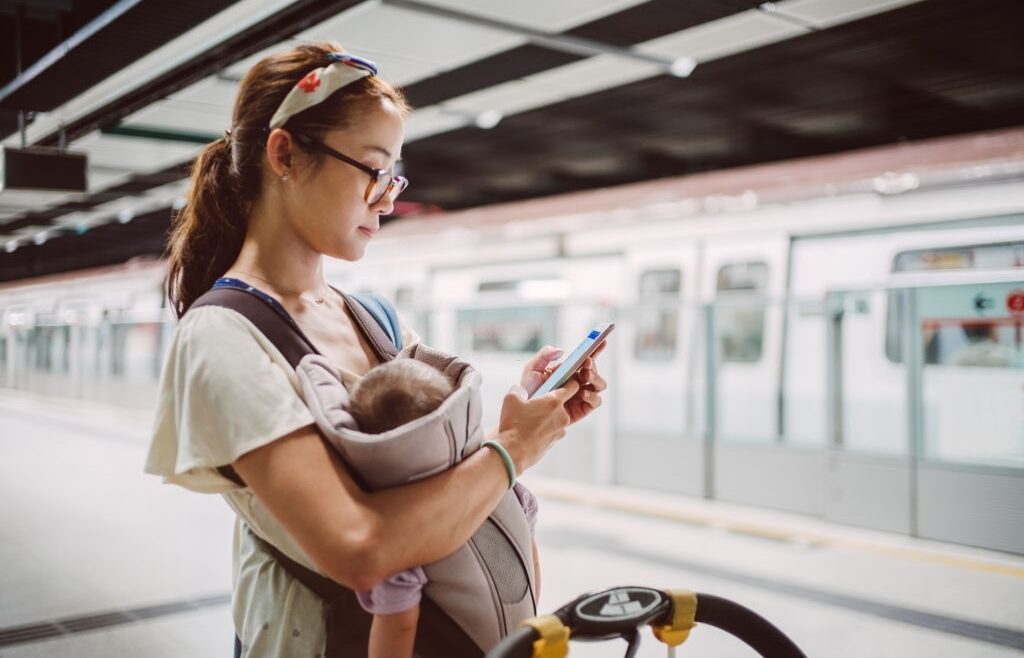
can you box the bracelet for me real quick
[482,440,517,490]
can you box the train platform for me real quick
[1,388,1022,658]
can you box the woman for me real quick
[144,43,606,657]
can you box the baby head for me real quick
[349,358,455,434]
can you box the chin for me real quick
[330,242,367,262]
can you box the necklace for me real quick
[227,270,328,305]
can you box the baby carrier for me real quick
[191,278,537,658]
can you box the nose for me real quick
[371,193,395,216]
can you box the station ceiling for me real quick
[1,0,1023,282]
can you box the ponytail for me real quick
[166,137,246,318]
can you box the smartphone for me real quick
[530,322,614,399]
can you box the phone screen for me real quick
[530,323,613,399]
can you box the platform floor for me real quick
[1,389,1022,657]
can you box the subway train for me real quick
[2,128,1023,553]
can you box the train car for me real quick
[2,128,1022,552]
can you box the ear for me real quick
[265,128,294,178]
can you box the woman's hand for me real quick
[519,343,608,424]
[497,377,579,474]
[565,341,607,424]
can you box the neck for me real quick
[227,197,327,299]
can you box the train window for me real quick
[456,306,557,354]
[886,241,1024,363]
[716,262,769,363]
[634,268,681,360]
[478,280,519,294]
[921,320,1023,368]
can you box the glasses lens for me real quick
[368,174,408,204]
[367,171,390,204]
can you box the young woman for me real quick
[144,43,606,657]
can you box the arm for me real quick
[233,380,580,592]
[369,606,419,658]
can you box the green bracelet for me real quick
[482,440,517,490]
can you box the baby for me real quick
[349,358,540,658]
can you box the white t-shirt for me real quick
[145,303,420,658]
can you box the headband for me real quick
[268,52,378,131]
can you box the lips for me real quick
[358,227,377,237]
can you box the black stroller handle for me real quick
[485,586,808,658]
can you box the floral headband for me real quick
[268,52,379,131]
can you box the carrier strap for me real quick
[188,281,483,658]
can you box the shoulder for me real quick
[174,305,285,366]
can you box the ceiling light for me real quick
[872,171,919,195]
[474,110,503,130]
[4,240,18,253]
[117,208,134,224]
[33,232,48,245]
[668,57,697,78]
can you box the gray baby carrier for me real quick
[192,278,536,658]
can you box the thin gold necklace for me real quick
[228,270,328,305]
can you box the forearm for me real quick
[233,425,512,591]
[362,442,511,577]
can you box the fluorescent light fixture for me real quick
[668,57,697,78]
[872,171,920,195]
[474,110,503,130]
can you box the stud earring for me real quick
[281,170,290,181]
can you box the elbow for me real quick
[318,524,387,592]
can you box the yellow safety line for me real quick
[531,482,1024,580]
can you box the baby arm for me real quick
[370,606,419,658]
[358,566,428,658]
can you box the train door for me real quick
[700,236,799,508]
[819,227,1024,554]
[614,244,703,495]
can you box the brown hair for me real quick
[349,359,455,434]
[165,43,410,318]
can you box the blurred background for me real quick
[1,0,1022,656]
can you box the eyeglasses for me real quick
[293,132,408,205]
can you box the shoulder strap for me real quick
[337,290,400,362]
[193,281,318,370]
[350,292,403,350]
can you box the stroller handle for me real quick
[485,587,808,658]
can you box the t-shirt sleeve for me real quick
[513,482,539,535]
[144,306,315,492]
[356,566,428,615]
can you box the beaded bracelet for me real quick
[482,440,517,490]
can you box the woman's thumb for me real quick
[507,384,528,401]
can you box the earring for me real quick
[281,170,290,181]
